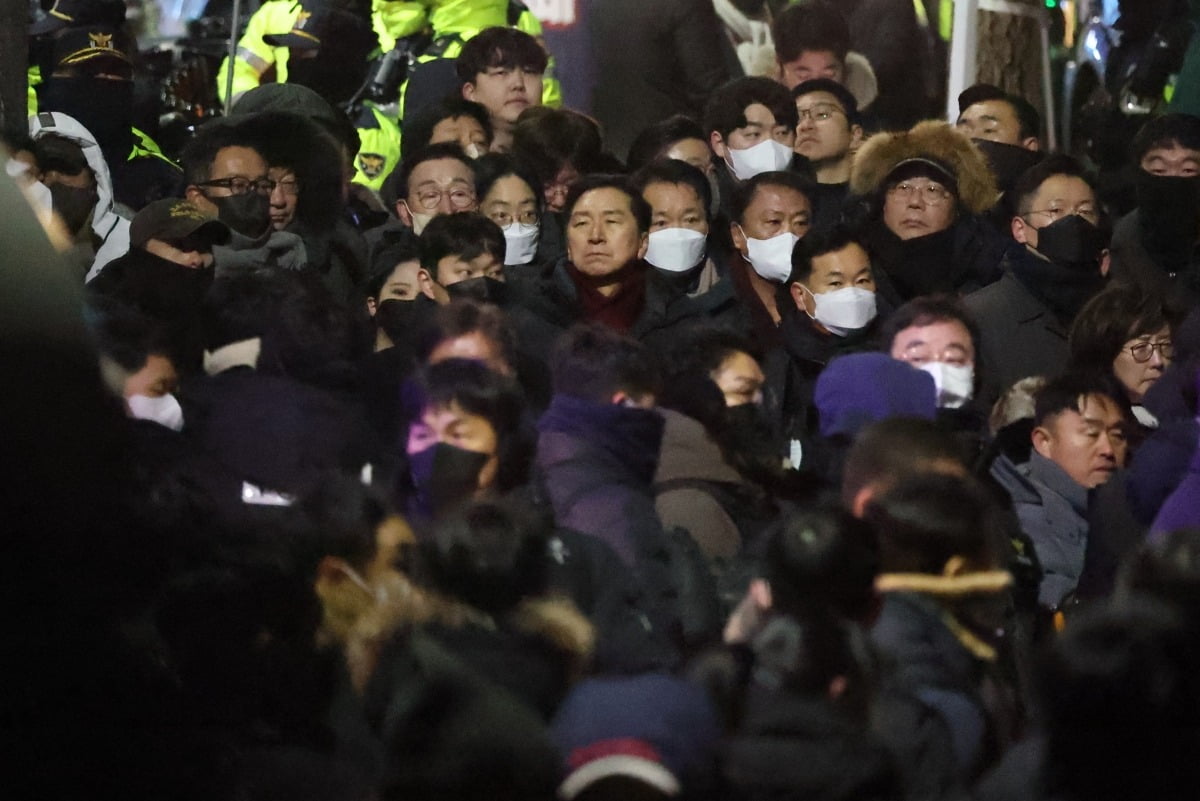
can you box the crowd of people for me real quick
[8,1,1200,800]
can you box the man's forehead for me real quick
[812,243,869,272]
[748,184,808,214]
[411,158,473,185]
[961,99,1017,122]
[795,90,844,111]
[1032,174,1095,204]
[1142,143,1200,163]
[571,187,634,215]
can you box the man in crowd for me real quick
[791,79,863,228]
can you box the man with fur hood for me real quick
[849,121,1012,305]
[29,111,131,282]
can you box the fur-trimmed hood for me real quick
[850,121,999,215]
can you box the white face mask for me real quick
[803,286,877,336]
[502,221,540,265]
[127,393,184,431]
[919,362,975,409]
[405,202,434,235]
[645,227,707,273]
[742,228,798,283]
[726,138,794,181]
[464,143,486,159]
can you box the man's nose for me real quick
[436,192,456,214]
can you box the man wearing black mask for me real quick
[36,24,181,209]
[966,155,1109,405]
[181,119,308,273]
[955,83,1044,226]
[416,212,509,306]
[1109,113,1200,311]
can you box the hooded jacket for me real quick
[29,111,131,283]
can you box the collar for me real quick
[1026,451,1090,514]
[203,337,262,375]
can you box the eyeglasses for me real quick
[796,103,845,123]
[1124,340,1174,363]
[900,343,972,367]
[488,208,539,227]
[886,181,952,206]
[412,186,476,211]
[1024,206,1100,225]
[198,177,276,196]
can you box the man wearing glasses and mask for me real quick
[966,155,1110,406]
[791,79,863,229]
[181,118,309,274]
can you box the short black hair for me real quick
[418,212,506,276]
[415,298,519,369]
[292,477,392,574]
[381,142,476,211]
[365,231,421,298]
[865,472,1002,575]
[1033,371,1129,428]
[703,76,798,141]
[550,323,662,402]
[511,106,604,188]
[667,325,762,377]
[788,222,865,284]
[879,294,982,362]
[1129,113,1200,163]
[84,295,168,374]
[472,152,543,214]
[1068,283,1170,375]
[772,0,850,64]
[629,159,713,223]
[957,83,1042,141]
[731,170,815,224]
[409,357,532,492]
[455,26,548,83]
[180,118,266,186]
[401,96,494,157]
[563,174,652,234]
[32,133,90,177]
[625,114,709,173]
[841,417,967,508]
[1012,153,1096,216]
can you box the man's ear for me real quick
[710,131,727,160]
[462,82,477,102]
[1011,214,1030,244]
[1031,425,1053,459]
[749,577,772,611]
[366,296,378,316]
[850,485,874,519]
[730,221,748,256]
[849,124,864,149]
[1100,248,1111,277]
[790,281,812,315]
[417,267,440,301]
[396,199,413,227]
[636,231,649,260]
[1023,137,1041,152]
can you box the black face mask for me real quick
[1034,214,1106,271]
[38,77,133,165]
[445,276,508,305]
[972,139,1043,192]
[48,182,97,234]
[1135,171,1200,262]
[209,192,271,239]
[375,295,437,349]
[408,442,490,517]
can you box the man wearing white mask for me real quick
[728,171,814,343]
[703,77,801,222]
[762,224,885,467]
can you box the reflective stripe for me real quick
[237,46,271,74]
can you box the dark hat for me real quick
[263,0,366,50]
[130,199,231,249]
[792,78,860,124]
[29,0,125,36]
[52,24,132,72]
[815,353,936,438]
[885,156,960,196]
[551,675,721,800]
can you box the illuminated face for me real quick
[882,176,957,240]
[793,90,860,165]
[664,137,715,176]
[642,181,709,235]
[1140,143,1200,177]
[419,249,504,303]
[1032,394,1127,489]
[463,65,544,127]
[482,174,538,228]
[400,157,477,225]
[730,183,811,258]
[1011,174,1098,253]
[371,259,421,310]
[122,353,178,399]
[1111,326,1172,403]
[406,400,500,491]
[712,102,796,160]
[791,242,875,315]
[566,186,648,279]
[268,167,299,231]
[711,350,764,406]
[891,318,975,367]
[430,114,490,157]
[956,100,1031,148]
[778,50,845,90]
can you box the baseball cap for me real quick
[29,0,125,36]
[263,0,366,50]
[130,199,231,249]
[51,24,132,74]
